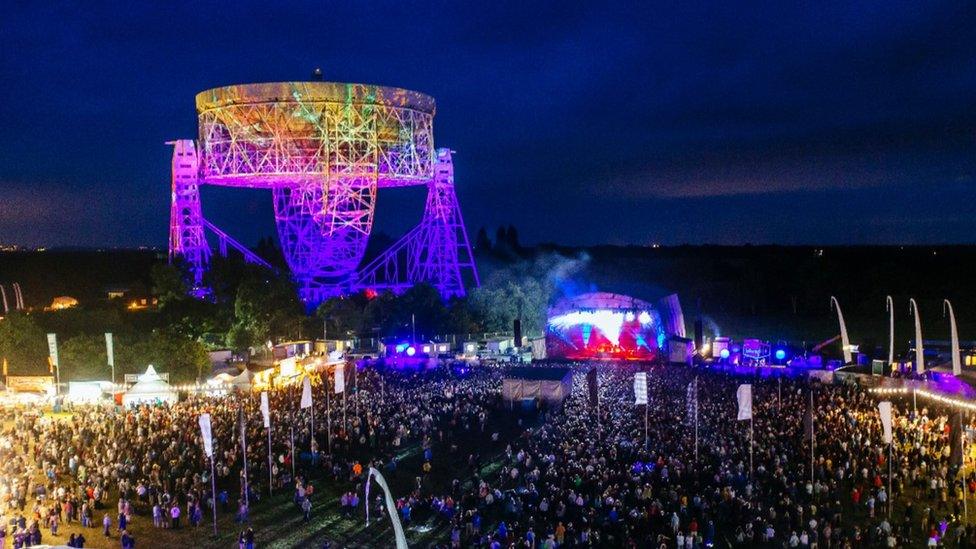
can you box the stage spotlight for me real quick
[774,349,787,361]
[720,349,730,359]
[406,346,416,356]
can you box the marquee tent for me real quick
[122,365,177,406]
[229,368,255,389]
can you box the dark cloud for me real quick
[0,1,973,247]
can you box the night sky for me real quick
[1,2,974,248]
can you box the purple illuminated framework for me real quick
[167,140,211,297]
[168,81,478,306]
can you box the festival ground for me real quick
[1,376,525,548]
[4,362,976,548]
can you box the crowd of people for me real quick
[1,357,976,547]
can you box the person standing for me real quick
[170,503,180,529]
[102,513,111,537]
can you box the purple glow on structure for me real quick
[168,81,479,306]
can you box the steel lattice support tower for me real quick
[411,149,479,296]
[352,149,479,298]
[167,140,210,296]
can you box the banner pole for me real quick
[888,440,892,519]
[327,370,333,454]
[749,416,754,480]
[289,426,295,480]
[241,409,249,509]
[644,402,648,450]
[811,390,815,487]
[210,456,218,536]
[267,427,273,496]
[310,384,315,455]
[694,377,699,463]
[962,416,968,523]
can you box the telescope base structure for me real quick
[168,140,211,298]
[168,144,478,307]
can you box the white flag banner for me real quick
[260,391,271,429]
[945,300,961,376]
[830,297,852,364]
[46,333,59,367]
[334,364,345,394]
[736,384,753,420]
[300,376,313,409]
[366,467,409,548]
[911,298,925,374]
[105,333,114,367]
[878,401,893,444]
[633,372,647,405]
[199,413,214,458]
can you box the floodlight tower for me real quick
[167,79,479,305]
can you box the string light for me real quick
[869,386,976,411]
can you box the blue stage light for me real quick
[775,349,786,361]
[406,346,416,356]
[720,349,730,359]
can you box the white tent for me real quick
[122,365,177,406]
[209,372,235,385]
[229,368,255,389]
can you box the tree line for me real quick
[0,247,586,383]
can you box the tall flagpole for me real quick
[326,369,333,454]
[310,382,316,454]
[961,411,968,522]
[240,406,249,508]
[210,456,218,535]
[749,415,754,480]
[289,426,295,480]
[644,400,648,450]
[691,376,698,461]
[810,390,815,486]
[887,436,892,519]
[267,425,273,495]
[262,391,273,496]
[643,371,649,449]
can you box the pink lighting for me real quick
[545,292,665,361]
[167,80,479,305]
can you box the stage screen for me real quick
[545,293,666,360]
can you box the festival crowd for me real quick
[0,358,975,548]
